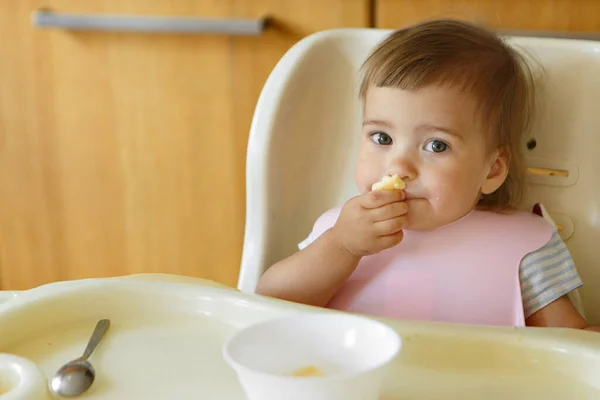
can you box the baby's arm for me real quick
[521,230,599,331]
[256,188,407,307]
[256,229,361,307]
[526,295,600,332]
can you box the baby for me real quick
[256,19,598,331]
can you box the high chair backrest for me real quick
[238,28,600,324]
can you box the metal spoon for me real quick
[50,319,111,397]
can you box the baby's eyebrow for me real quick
[415,123,463,139]
[362,119,395,129]
[363,120,464,140]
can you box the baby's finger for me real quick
[359,189,405,209]
[369,201,408,222]
[374,216,407,236]
[376,230,404,250]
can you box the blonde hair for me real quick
[359,19,536,211]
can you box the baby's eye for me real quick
[370,132,393,146]
[424,139,449,153]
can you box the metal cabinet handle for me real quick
[500,29,600,41]
[31,10,266,36]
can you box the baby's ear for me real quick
[481,149,509,195]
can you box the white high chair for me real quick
[238,28,600,324]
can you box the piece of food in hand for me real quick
[371,174,405,191]
[291,365,324,377]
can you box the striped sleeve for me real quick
[519,231,583,318]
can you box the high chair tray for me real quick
[1,274,599,399]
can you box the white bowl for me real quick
[222,313,401,400]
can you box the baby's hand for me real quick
[331,189,407,257]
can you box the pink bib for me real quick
[311,209,552,327]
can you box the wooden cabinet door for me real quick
[0,0,370,289]
[375,0,600,33]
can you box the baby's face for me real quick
[356,85,506,230]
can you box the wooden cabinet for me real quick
[376,0,600,33]
[0,1,370,289]
[3,0,596,291]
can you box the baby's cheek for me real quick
[434,170,462,194]
[429,171,467,206]
[356,174,376,193]
[354,160,380,193]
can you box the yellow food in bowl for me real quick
[292,365,324,377]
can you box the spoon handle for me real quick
[81,319,111,361]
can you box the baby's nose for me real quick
[388,159,417,181]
